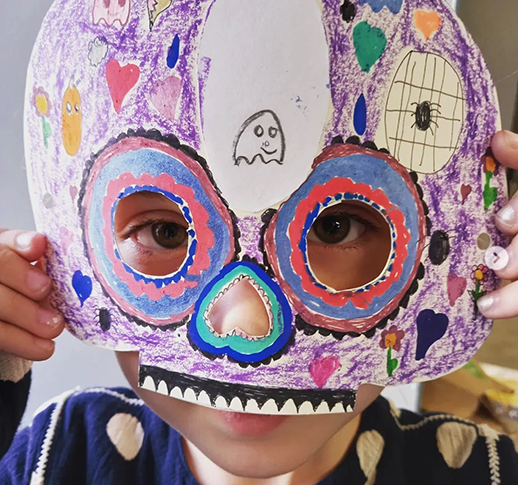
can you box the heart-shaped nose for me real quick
[208,277,271,339]
[190,262,293,364]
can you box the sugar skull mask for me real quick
[26,0,506,415]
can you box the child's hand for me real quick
[479,131,518,319]
[0,230,64,361]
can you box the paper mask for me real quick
[25,0,506,415]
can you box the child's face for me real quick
[114,191,385,477]
[117,350,383,478]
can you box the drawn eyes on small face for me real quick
[254,124,279,139]
[306,202,392,291]
[114,192,189,277]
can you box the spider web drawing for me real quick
[384,51,466,174]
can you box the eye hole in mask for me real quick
[306,201,392,291]
[114,191,190,277]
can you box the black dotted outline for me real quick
[77,129,241,331]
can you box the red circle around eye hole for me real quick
[264,144,426,334]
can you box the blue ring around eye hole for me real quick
[272,153,421,320]
[86,147,233,321]
[111,185,197,288]
[299,193,397,292]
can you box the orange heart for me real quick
[414,10,442,41]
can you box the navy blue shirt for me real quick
[1,376,517,484]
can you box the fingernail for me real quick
[16,232,37,252]
[27,268,51,294]
[477,295,495,314]
[497,204,517,226]
[38,308,63,328]
[504,130,518,150]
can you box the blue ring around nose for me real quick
[189,262,293,363]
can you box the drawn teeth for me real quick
[157,380,168,396]
[142,375,156,392]
[198,390,212,407]
[139,370,356,415]
[330,402,345,413]
[170,386,183,399]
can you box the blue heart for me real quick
[359,0,403,14]
[416,309,449,361]
[167,34,180,69]
[72,270,92,307]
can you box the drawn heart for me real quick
[150,76,182,120]
[310,355,341,388]
[353,22,387,73]
[72,270,92,307]
[414,10,442,41]
[461,184,472,203]
[60,227,74,256]
[359,0,403,14]
[447,274,467,307]
[416,309,449,361]
[69,185,78,201]
[106,59,140,114]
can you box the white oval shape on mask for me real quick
[199,0,331,212]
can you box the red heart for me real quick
[106,59,140,114]
[309,355,341,388]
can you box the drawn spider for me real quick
[410,101,442,135]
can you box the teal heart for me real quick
[387,357,399,377]
[353,21,387,73]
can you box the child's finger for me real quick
[0,229,47,263]
[0,284,64,341]
[0,321,55,361]
[491,130,518,170]
[0,246,51,302]
[492,236,518,281]
[477,280,518,320]
[495,192,518,235]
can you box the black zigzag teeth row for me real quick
[139,365,356,415]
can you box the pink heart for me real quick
[69,185,78,201]
[309,355,341,388]
[461,184,472,203]
[60,227,74,256]
[150,76,182,120]
[106,59,141,114]
[447,273,467,307]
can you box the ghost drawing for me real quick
[88,37,108,67]
[233,110,286,166]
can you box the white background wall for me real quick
[0,0,513,421]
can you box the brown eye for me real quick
[306,201,392,291]
[151,223,188,249]
[312,215,352,244]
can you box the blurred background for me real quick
[0,0,517,422]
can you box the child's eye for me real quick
[133,222,188,251]
[307,213,365,245]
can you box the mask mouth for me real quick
[139,365,356,415]
[204,274,274,341]
[261,147,278,155]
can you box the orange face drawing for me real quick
[62,86,82,156]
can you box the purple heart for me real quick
[416,309,449,361]
[72,270,92,307]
